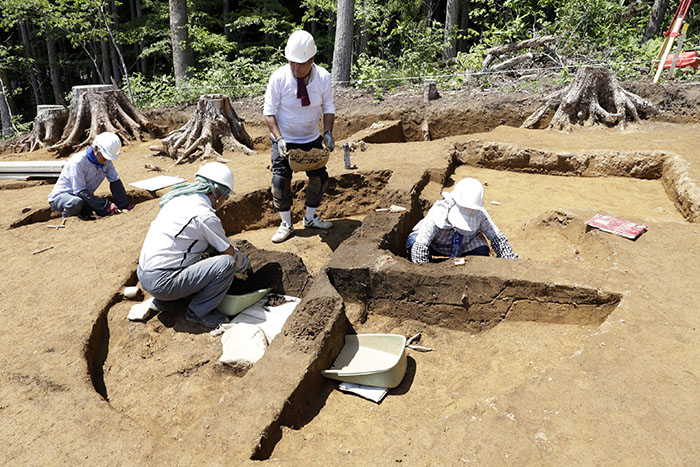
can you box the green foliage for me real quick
[131,52,283,108]
[352,53,401,100]
[1,0,699,119]
[554,0,649,77]
[467,0,557,47]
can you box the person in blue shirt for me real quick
[48,132,133,220]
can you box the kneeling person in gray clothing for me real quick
[137,162,250,329]
[48,132,133,220]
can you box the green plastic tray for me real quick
[217,288,271,317]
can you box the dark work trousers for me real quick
[270,136,329,212]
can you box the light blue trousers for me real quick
[137,255,237,318]
[49,193,85,217]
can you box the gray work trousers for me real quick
[49,193,85,217]
[137,255,237,318]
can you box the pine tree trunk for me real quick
[109,0,123,86]
[45,23,65,106]
[423,0,436,22]
[443,0,459,61]
[130,0,147,74]
[223,0,231,40]
[0,71,14,138]
[19,20,42,106]
[458,4,469,52]
[101,39,112,84]
[643,0,670,44]
[26,22,50,104]
[169,0,195,84]
[332,0,354,87]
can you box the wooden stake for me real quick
[32,245,54,255]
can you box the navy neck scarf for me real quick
[86,146,104,167]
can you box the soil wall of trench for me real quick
[83,81,700,461]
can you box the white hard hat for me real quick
[196,162,234,193]
[445,178,484,232]
[94,132,122,161]
[285,30,317,63]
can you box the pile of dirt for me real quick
[288,147,328,164]
[230,239,311,297]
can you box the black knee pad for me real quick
[305,173,329,208]
[307,173,329,195]
[271,175,292,211]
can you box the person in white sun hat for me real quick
[263,29,336,243]
[406,177,518,263]
[137,162,251,329]
[48,131,133,220]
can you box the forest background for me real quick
[0,0,696,138]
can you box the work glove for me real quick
[276,137,288,157]
[323,130,335,151]
[234,251,250,275]
[106,202,121,215]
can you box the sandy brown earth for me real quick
[1,81,700,465]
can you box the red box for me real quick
[585,214,647,240]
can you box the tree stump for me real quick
[48,85,161,157]
[521,67,658,131]
[149,94,255,165]
[7,105,68,153]
[423,79,439,103]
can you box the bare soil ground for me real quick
[1,80,700,465]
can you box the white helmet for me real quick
[446,178,484,232]
[94,132,122,161]
[196,162,234,193]
[285,30,317,63]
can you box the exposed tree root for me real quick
[521,66,658,131]
[6,105,68,153]
[149,94,255,165]
[48,85,161,157]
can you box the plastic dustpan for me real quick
[217,288,271,317]
[322,334,407,388]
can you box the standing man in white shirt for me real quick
[48,132,133,220]
[263,29,336,243]
[137,162,250,329]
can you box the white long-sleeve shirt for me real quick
[48,148,120,203]
[263,63,334,143]
[139,194,231,270]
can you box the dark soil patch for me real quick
[231,239,311,297]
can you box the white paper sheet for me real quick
[129,175,186,191]
[338,382,389,403]
[214,294,300,365]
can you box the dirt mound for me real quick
[230,239,311,297]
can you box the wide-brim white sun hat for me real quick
[444,178,484,232]
[285,30,317,63]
